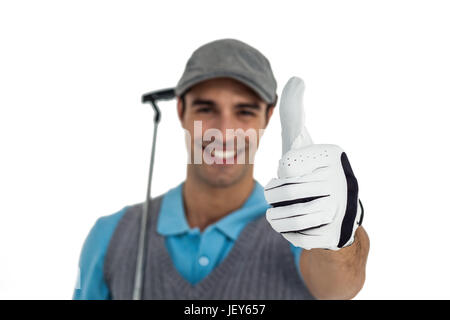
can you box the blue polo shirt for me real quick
[73,180,302,299]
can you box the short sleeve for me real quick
[72,207,127,300]
[289,243,304,280]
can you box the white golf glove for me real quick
[264,77,364,250]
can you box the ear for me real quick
[264,104,275,128]
[264,94,277,128]
[176,97,185,126]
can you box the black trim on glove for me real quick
[338,152,359,248]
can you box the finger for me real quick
[264,180,331,206]
[280,76,313,156]
[266,194,334,220]
[268,212,333,234]
[267,208,334,234]
[281,232,332,250]
[264,170,330,191]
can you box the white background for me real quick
[1,0,449,299]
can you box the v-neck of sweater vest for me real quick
[147,198,261,297]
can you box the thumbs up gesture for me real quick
[264,77,363,250]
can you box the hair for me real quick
[179,92,276,123]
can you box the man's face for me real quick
[177,77,274,188]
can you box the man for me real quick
[73,38,369,300]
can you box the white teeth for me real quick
[213,149,236,159]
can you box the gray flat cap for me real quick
[175,38,277,105]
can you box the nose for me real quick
[212,110,239,138]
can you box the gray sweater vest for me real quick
[103,194,315,300]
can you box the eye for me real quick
[238,110,256,116]
[196,107,212,113]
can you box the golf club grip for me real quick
[142,88,176,103]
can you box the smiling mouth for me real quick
[200,144,246,163]
[212,149,236,160]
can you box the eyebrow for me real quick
[191,99,261,110]
[235,103,261,110]
[191,99,215,107]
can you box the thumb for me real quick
[280,76,313,156]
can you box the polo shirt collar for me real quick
[214,181,270,240]
[157,182,190,236]
[157,180,270,240]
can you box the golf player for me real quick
[73,38,369,300]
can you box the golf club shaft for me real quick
[132,118,159,300]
